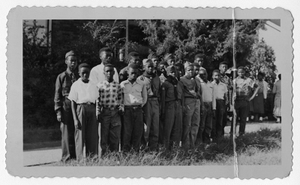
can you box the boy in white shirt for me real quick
[68,63,99,160]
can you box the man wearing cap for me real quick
[54,50,78,162]
[90,47,119,85]
[219,61,232,135]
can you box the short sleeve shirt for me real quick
[233,76,254,97]
[68,79,99,104]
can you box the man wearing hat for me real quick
[54,50,78,162]
[90,47,119,85]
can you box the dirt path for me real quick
[23,122,281,167]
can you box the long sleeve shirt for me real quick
[180,76,201,99]
[54,68,78,116]
[97,80,122,108]
[136,73,161,99]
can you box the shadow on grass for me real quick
[48,128,281,166]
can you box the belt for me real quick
[184,96,198,99]
[148,97,158,100]
[102,106,119,110]
[216,99,225,101]
[77,102,95,105]
[235,96,248,101]
[124,105,142,109]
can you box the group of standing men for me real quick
[54,47,265,162]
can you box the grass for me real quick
[49,127,281,166]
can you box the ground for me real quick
[23,121,281,166]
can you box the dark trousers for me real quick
[75,104,99,160]
[182,98,200,149]
[122,106,143,152]
[61,99,76,161]
[100,108,121,154]
[143,99,160,151]
[212,100,226,140]
[163,100,182,150]
[231,99,249,135]
[199,102,213,143]
[222,107,228,135]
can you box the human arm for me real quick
[248,83,259,101]
[160,83,166,119]
[141,84,148,107]
[114,68,119,83]
[54,74,63,122]
[71,100,81,129]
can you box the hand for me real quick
[60,122,64,131]
[74,120,81,130]
[57,115,62,122]
[97,113,101,122]
[213,110,216,118]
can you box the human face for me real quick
[213,71,220,82]
[185,66,194,78]
[258,74,263,81]
[100,51,113,65]
[237,69,245,78]
[145,62,154,74]
[158,64,166,74]
[128,67,139,81]
[151,58,158,68]
[168,69,176,78]
[65,56,78,71]
[104,66,115,82]
[79,67,90,83]
[219,64,228,74]
[129,56,140,65]
[194,57,203,67]
[199,70,207,81]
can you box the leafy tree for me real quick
[246,38,277,82]
[23,20,56,128]
[137,19,268,74]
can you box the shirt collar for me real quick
[66,68,73,75]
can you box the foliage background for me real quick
[23,19,276,129]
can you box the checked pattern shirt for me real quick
[97,80,122,109]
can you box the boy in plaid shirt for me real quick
[96,64,123,155]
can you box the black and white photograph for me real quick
[6,7,293,179]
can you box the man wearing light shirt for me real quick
[68,63,99,161]
[90,47,119,84]
[197,68,216,144]
[211,69,228,141]
[120,64,147,152]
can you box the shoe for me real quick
[259,117,263,122]
[246,117,249,122]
